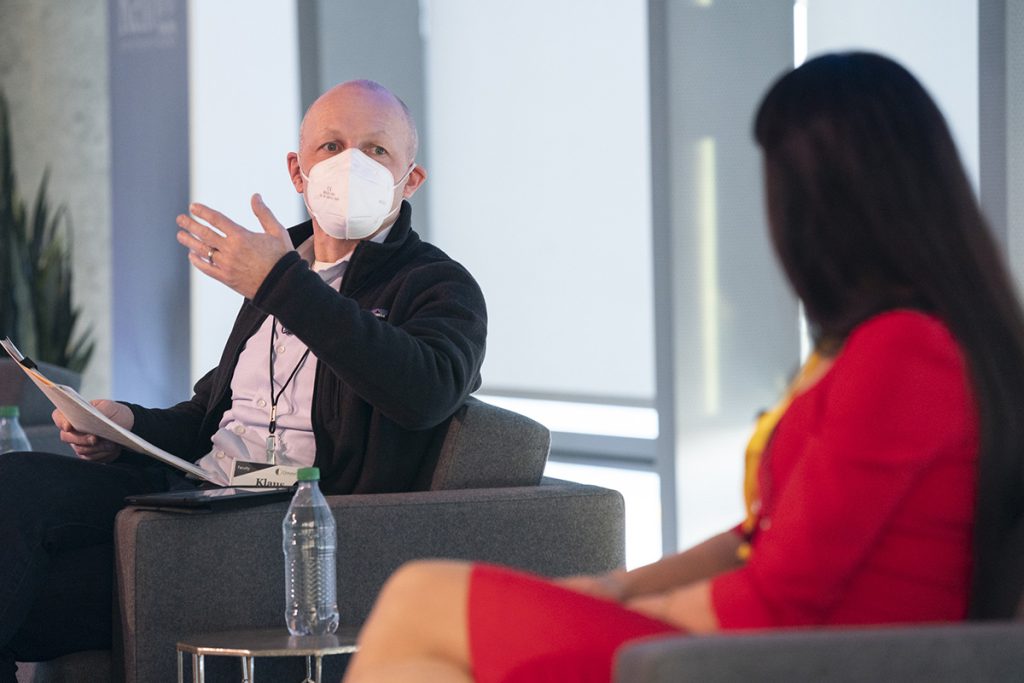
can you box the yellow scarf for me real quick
[738,351,825,560]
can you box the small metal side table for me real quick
[176,626,360,683]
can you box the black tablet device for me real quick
[125,486,295,511]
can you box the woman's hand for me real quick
[626,581,720,633]
[554,571,628,602]
[52,399,134,463]
[626,593,672,621]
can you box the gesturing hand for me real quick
[176,194,294,299]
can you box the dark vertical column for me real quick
[650,0,795,551]
[1001,0,1024,288]
[305,0,430,238]
[648,0,680,554]
[979,0,1007,245]
[297,0,322,113]
[108,0,190,405]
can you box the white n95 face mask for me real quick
[300,149,414,240]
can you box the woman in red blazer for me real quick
[342,52,1024,683]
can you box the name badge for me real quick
[230,460,299,487]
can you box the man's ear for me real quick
[402,165,427,199]
[287,152,304,193]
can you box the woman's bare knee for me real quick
[348,560,474,680]
[366,560,472,634]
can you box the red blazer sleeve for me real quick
[711,311,976,628]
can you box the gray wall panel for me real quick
[651,0,796,550]
[1007,0,1024,290]
[109,0,190,405]
[980,0,1007,245]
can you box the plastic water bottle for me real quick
[282,466,339,635]
[0,406,32,454]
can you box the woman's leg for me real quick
[344,560,474,683]
[346,560,682,683]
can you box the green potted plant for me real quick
[0,90,94,452]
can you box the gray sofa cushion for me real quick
[431,397,550,489]
[614,622,1024,683]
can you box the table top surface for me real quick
[177,626,360,657]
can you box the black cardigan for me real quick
[127,202,487,494]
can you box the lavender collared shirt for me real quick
[195,226,392,484]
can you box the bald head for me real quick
[299,80,418,161]
[286,79,428,250]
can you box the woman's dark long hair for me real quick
[754,51,1024,619]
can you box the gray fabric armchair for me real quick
[614,618,1024,682]
[17,398,626,683]
[120,477,623,682]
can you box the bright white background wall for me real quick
[805,0,980,187]
[422,0,655,404]
[187,0,306,381]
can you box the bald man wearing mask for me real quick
[0,80,486,680]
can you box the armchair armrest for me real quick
[615,622,1024,683]
[115,478,624,682]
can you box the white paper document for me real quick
[2,337,218,484]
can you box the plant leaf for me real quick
[0,90,94,371]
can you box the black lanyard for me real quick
[268,318,312,437]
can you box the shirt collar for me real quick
[296,223,395,282]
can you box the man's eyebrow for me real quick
[360,131,394,146]
[312,128,394,144]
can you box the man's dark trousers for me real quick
[0,451,167,682]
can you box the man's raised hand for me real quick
[176,193,294,299]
